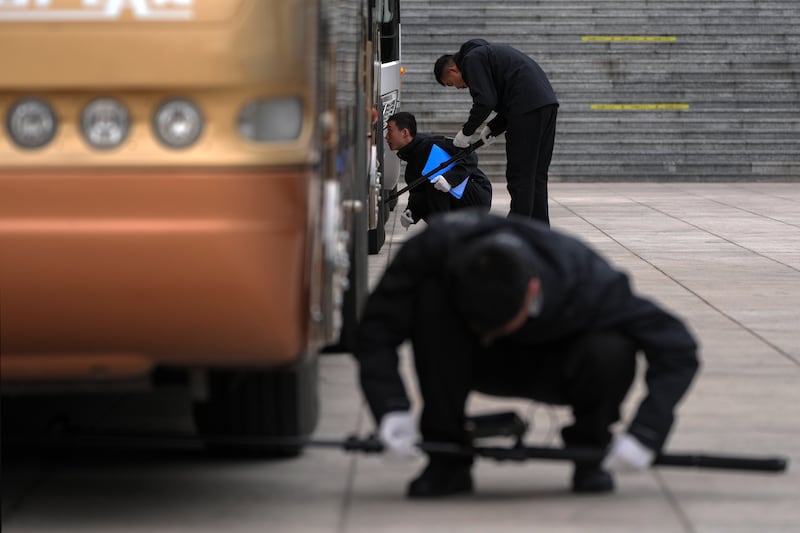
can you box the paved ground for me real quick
[3,183,799,532]
[353,182,799,532]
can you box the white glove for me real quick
[453,129,471,148]
[399,208,414,229]
[431,175,451,193]
[479,125,497,146]
[378,411,420,460]
[602,433,656,473]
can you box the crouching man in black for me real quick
[385,111,492,230]
[354,210,699,498]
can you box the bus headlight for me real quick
[81,98,130,149]
[153,99,203,149]
[237,98,302,142]
[6,98,58,149]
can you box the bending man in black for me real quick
[435,39,558,225]
[385,112,492,229]
[354,210,699,498]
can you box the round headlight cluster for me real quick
[6,99,58,149]
[153,99,204,149]
[81,98,130,149]
[6,97,135,151]
[6,96,208,151]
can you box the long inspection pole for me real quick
[384,139,485,204]
[414,441,789,473]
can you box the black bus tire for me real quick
[192,356,319,458]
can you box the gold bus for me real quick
[0,0,401,454]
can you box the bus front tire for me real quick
[192,357,318,458]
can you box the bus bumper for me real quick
[0,168,313,384]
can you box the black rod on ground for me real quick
[348,437,789,473]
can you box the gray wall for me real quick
[399,0,800,181]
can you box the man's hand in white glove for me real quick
[602,433,656,473]
[378,411,420,460]
[431,175,451,193]
[453,129,471,148]
[479,125,497,146]
[399,208,414,230]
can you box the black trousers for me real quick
[504,104,558,225]
[410,176,493,223]
[411,278,636,464]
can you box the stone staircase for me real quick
[398,0,800,181]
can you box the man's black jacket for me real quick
[454,39,559,136]
[354,210,699,451]
[397,132,491,223]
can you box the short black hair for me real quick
[387,111,417,137]
[434,55,455,85]
[448,232,538,332]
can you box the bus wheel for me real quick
[367,188,386,254]
[192,356,318,458]
[384,185,398,212]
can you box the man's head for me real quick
[385,111,416,151]
[448,231,541,339]
[434,55,468,89]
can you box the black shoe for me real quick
[407,460,474,499]
[572,464,615,493]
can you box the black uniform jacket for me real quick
[397,132,492,222]
[354,210,699,451]
[454,39,559,136]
